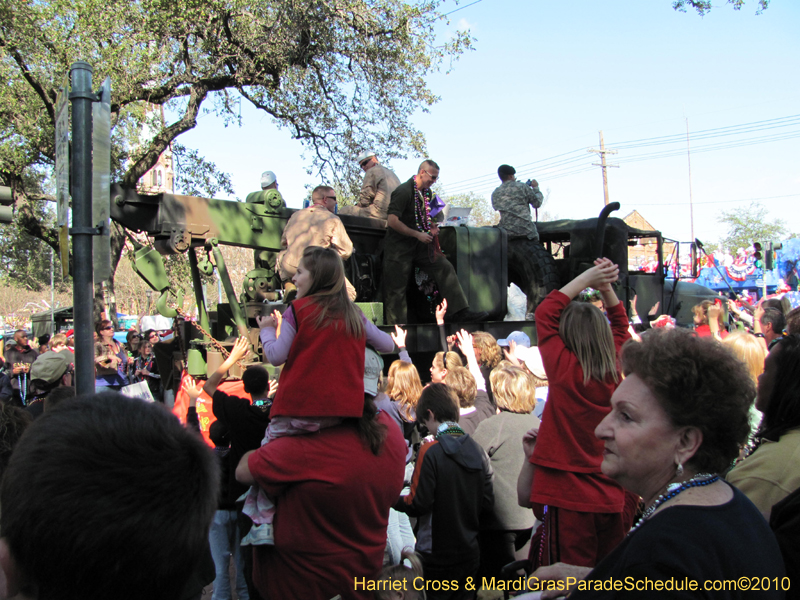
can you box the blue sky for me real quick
[178,0,799,248]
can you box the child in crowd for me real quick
[373,550,425,600]
[394,383,493,600]
[429,350,462,384]
[525,257,632,569]
[247,245,394,544]
[385,359,423,446]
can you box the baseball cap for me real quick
[364,347,384,397]
[516,345,547,380]
[356,151,376,165]
[30,351,71,386]
[497,331,531,348]
[260,171,277,187]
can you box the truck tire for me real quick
[507,239,560,317]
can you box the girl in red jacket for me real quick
[242,246,394,544]
[522,257,633,569]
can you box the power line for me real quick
[633,193,800,206]
[443,0,484,17]
[443,113,800,192]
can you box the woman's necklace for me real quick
[630,473,719,534]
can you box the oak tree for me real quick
[0,0,472,318]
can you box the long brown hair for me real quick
[387,360,423,422]
[356,394,388,455]
[559,302,619,385]
[300,246,364,338]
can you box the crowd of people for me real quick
[0,158,797,599]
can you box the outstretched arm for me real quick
[201,337,250,398]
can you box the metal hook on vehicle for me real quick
[156,289,184,318]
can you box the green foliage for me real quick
[0,202,68,291]
[172,143,236,199]
[0,0,471,314]
[672,0,769,15]
[0,0,472,191]
[716,202,788,253]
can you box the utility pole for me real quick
[686,118,695,244]
[588,131,619,205]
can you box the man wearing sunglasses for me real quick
[5,330,39,407]
[276,184,356,302]
[338,151,401,223]
[383,160,488,325]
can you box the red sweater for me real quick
[270,296,366,419]
[530,290,630,512]
[249,412,406,600]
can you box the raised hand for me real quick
[391,325,407,348]
[435,298,448,325]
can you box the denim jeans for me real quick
[209,509,249,600]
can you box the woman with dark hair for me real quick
[728,333,800,519]
[530,328,785,598]
[94,320,129,390]
[235,395,406,600]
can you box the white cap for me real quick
[515,345,547,380]
[364,347,384,396]
[260,171,277,187]
[356,151,376,165]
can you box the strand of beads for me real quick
[413,179,432,233]
[630,473,719,534]
[435,421,465,438]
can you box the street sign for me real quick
[55,74,70,228]
[92,77,112,281]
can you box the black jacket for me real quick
[395,432,494,567]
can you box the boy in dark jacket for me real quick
[394,383,494,600]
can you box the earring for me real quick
[676,462,684,477]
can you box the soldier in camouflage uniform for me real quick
[491,164,543,241]
[491,164,553,318]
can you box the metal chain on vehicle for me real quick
[172,306,246,370]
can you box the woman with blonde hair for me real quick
[723,331,767,441]
[473,364,540,579]
[722,331,766,385]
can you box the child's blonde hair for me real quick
[559,302,619,385]
[387,360,423,422]
[432,351,463,372]
[490,364,537,414]
[374,550,425,600]
[300,246,364,338]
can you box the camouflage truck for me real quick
[110,187,715,376]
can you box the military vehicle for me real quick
[109,185,715,376]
